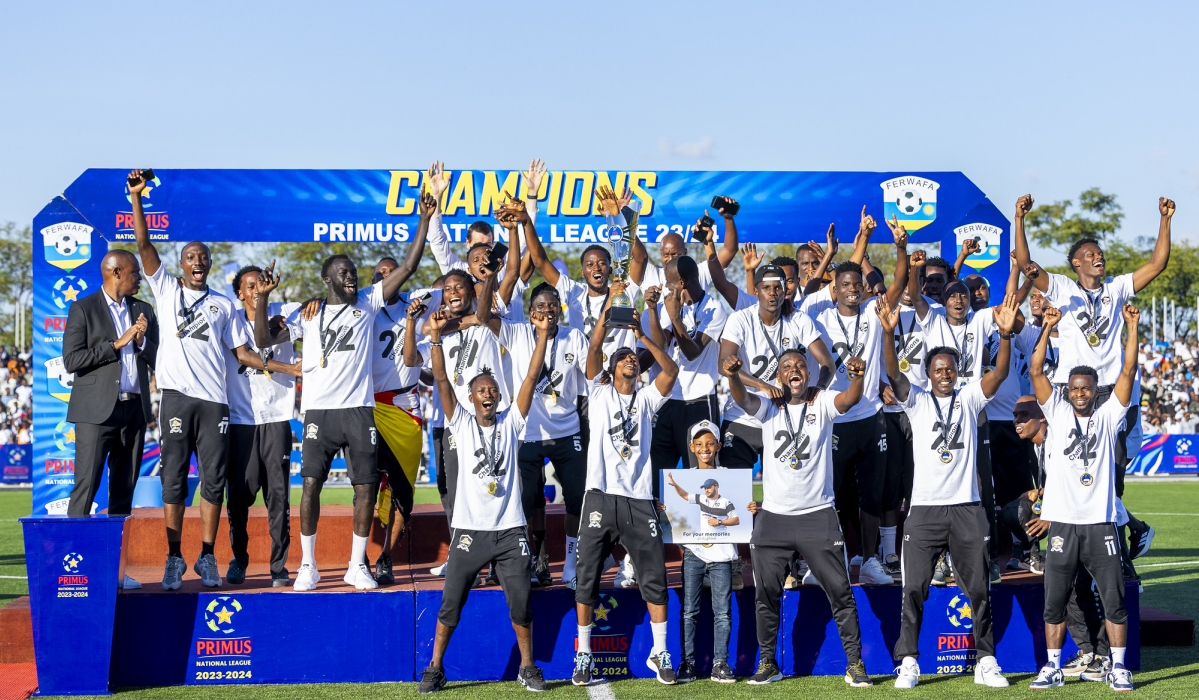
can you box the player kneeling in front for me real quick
[1027,303,1139,692]
[418,307,553,694]
[878,294,1019,688]
[725,350,873,687]
[572,305,680,686]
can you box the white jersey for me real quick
[1018,324,1062,395]
[645,292,727,401]
[720,305,823,427]
[682,483,739,564]
[146,265,248,405]
[1040,391,1127,525]
[585,379,670,500]
[917,309,993,389]
[418,323,509,429]
[499,322,588,441]
[891,298,944,391]
[1044,272,1135,385]
[225,303,298,425]
[754,391,842,516]
[371,291,437,410]
[811,298,884,422]
[640,260,713,296]
[447,405,527,531]
[285,285,384,412]
[554,274,640,368]
[983,322,1040,421]
[903,382,991,506]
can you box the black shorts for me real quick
[718,420,762,470]
[575,490,668,607]
[378,436,415,523]
[440,526,532,627]
[832,411,887,517]
[1043,522,1127,626]
[300,406,379,485]
[159,389,229,506]
[882,410,912,513]
[518,433,587,523]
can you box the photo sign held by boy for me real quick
[659,469,753,544]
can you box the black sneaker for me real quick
[710,660,736,683]
[1121,556,1139,582]
[226,559,246,585]
[647,650,677,684]
[533,553,552,587]
[375,551,394,585]
[1080,655,1112,682]
[572,652,594,686]
[731,567,745,591]
[748,658,783,684]
[989,559,1003,584]
[1128,520,1155,560]
[844,659,872,687]
[675,660,696,683]
[518,665,546,692]
[1027,548,1045,575]
[271,571,291,588]
[883,553,901,577]
[486,563,499,586]
[419,666,446,694]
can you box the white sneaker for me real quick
[429,561,447,576]
[859,557,893,585]
[294,563,320,591]
[615,557,637,588]
[344,563,379,590]
[850,554,864,567]
[974,655,1009,687]
[801,563,819,587]
[894,659,920,689]
[1029,663,1064,689]
[121,575,142,590]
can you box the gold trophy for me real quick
[598,188,638,329]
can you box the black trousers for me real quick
[433,427,460,527]
[751,508,862,664]
[440,527,533,627]
[883,410,912,512]
[69,398,145,516]
[896,504,994,660]
[975,415,997,557]
[575,490,669,606]
[159,390,229,506]
[227,422,292,577]
[649,396,720,497]
[518,433,587,534]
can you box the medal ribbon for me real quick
[535,328,560,398]
[614,387,639,454]
[1078,282,1106,337]
[758,312,786,380]
[176,287,211,336]
[583,291,610,334]
[318,301,351,359]
[931,390,958,454]
[782,402,810,465]
[834,310,862,360]
[896,311,920,361]
[1072,413,1093,469]
[474,418,501,478]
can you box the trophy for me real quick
[603,205,639,329]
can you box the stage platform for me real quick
[95,505,1142,685]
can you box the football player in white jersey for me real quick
[127,170,300,591]
[417,308,553,694]
[1027,303,1140,692]
[723,349,872,687]
[629,195,741,293]
[878,294,1019,689]
[251,246,414,592]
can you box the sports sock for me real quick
[651,621,667,654]
[1047,648,1061,668]
[1111,647,1126,667]
[301,533,317,567]
[577,625,591,654]
[563,536,578,580]
[200,541,214,557]
[880,526,897,561]
[168,541,182,559]
[350,534,369,568]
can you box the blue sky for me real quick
[3,1,1196,254]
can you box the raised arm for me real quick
[666,472,690,501]
[494,198,526,306]
[1013,195,1048,292]
[426,310,458,417]
[801,225,838,296]
[848,206,874,265]
[712,198,740,267]
[585,299,608,381]
[251,263,293,348]
[875,297,911,402]
[386,192,435,294]
[1029,305,1060,403]
[708,248,743,307]
[1133,198,1175,293]
[953,238,980,280]
[833,356,866,414]
[423,161,467,274]
[639,313,679,397]
[402,297,425,368]
[516,311,553,418]
[884,216,910,309]
[907,250,930,319]
[720,355,763,416]
[663,288,704,361]
[641,285,668,350]
[1114,303,1141,406]
[741,243,762,298]
[980,294,1017,399]
[473,266,503,334]
[126,170,162,277]
[522,201,561,286]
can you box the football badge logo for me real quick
[41,222,93,271]
[954,223,1003,270]
[881,176,939,231]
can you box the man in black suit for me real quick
[63,250,158,523]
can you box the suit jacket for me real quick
[63,290,158,424]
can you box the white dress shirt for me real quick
[103,290,141,395]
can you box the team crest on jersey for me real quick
[456,534,473,552]
[1102,295,1111,305]
[588,511,602,528]
[208,305,218,314]
[564,353,575,364]
[860,321,869,331]
[831,434,840,451]
[966,332,974,342]
[168,417,182,434]
[723,431,734,447]
[305,423,319,440]
[806,413,816,424]
[1049,536,1064,553]
[353,309,363,318]
[448,435,457,450]
[782,337,791,347]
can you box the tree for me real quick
[0,223,32,348]
[1025,187,1124,254]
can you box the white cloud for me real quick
[658,136,714,159]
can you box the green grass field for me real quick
[3,481,1198,698]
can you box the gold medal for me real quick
[620,445,632,459]
[319,355,327,368]
[939,450,952,464]
[1080,472,1094,487]
[788,454,800,470]
[454,372,460,384]
[898,358,911,373]
[487,480,498,496]
[550,392,557,405]
[1087,333,1100,347]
